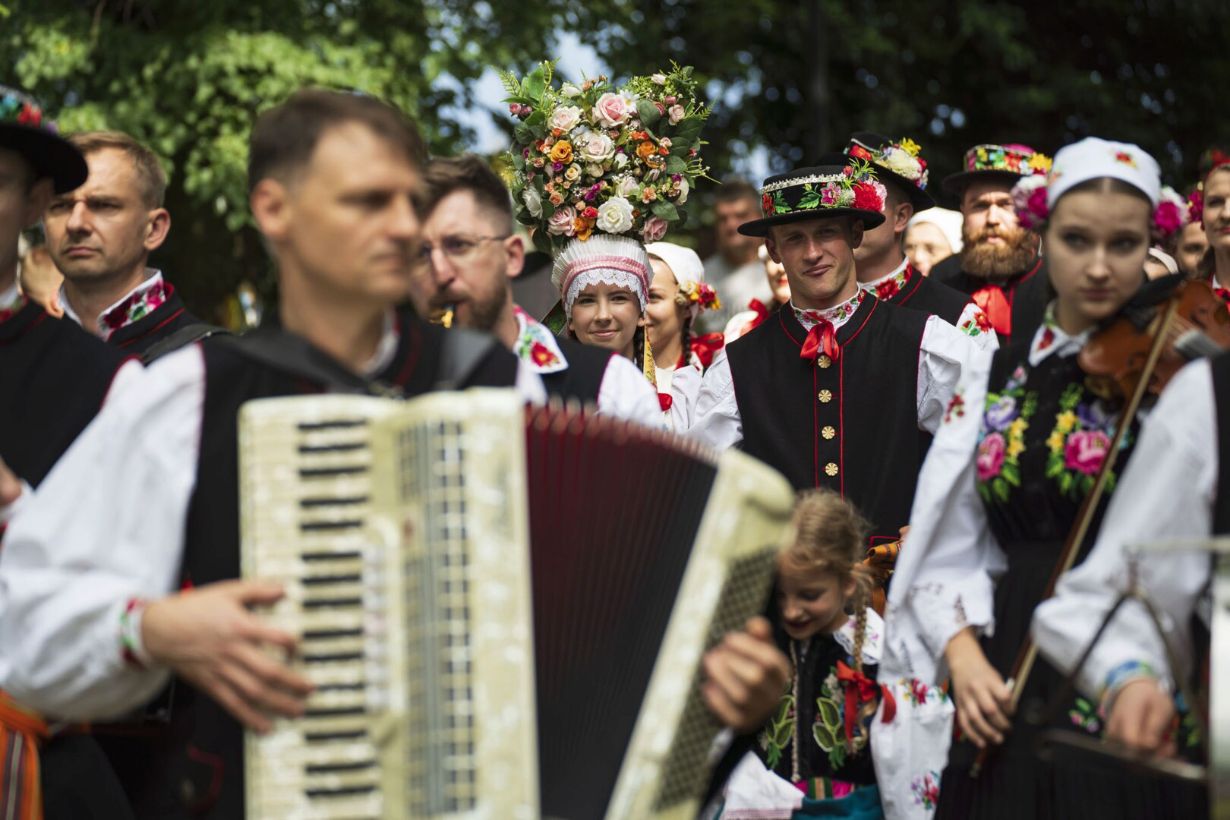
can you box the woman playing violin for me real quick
[875,138,1204,820]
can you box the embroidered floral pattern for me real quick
[795,289,866,331]
[899,677,949,707]
[1043,382,1125,500]
[959,306,993,337]
[943,393,966,424]
[760,692,795,770]
[101,278,170,334]
[862,264,913,302]
[513,305,567,373]
[911,770,941,809]
[814,667,858,770]
[975,367,1037,503]
[1068,696,1103,735]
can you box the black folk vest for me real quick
[540,337,611,406]
[102,314,520,819]
[725,296,930,544]
[932,253,1050,347]
[883,263,973,327]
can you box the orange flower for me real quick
[641,187,658,203]
[636,141,657,161]
[574,217,595,241]
[549,140,574,164]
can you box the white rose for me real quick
[549,105,584,133]
[668,104,686,125]
[560,83,582,98]
[523,187,542,218]
[651,73,667,85]
[883,147,920,179]
[596,197,635,234]
[576,130,615,163]
[585,163,604,178]
[676,176,689,204]
[615,176,639,198]
[613,152,629,169]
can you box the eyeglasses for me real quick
[415,234,509,267]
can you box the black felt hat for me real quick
[0,85,87,194]
[738,155,888,237]
[844,131,935,213]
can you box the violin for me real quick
[862,540,901,616]
[1079,277,1230,401]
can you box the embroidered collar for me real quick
[62,269,171,340]
[830,607,884,665]
[793,289,867,332]
[860,257,912,302]
[512,304,568,374]
[1028,302,1091,366]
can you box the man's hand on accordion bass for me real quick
[700,616,791,733]
[142,579,315,733]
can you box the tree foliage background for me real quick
[3,0,1228,320]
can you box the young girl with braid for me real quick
[726,489,887,818]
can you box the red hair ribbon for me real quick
[835,660,896,741]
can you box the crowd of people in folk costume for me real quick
[0,63,1227,820]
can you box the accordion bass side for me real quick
[238,390,794,819]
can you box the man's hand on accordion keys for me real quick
[700,616,791,733]
[142,579,315,733]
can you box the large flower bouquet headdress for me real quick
[502,62,710,255]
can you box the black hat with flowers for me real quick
[737,154,888,237]
[0,85,88,194]
[845,132,935,212]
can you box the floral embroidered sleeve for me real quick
[955,301,999,352]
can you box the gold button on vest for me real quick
[818,389,833,403]
[817,354,832,369]
[821,425,836,440]
[824,462,839,477]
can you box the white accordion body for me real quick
[238,389,793,819]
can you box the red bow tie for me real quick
[971,285,1013,337]
[800,318,840,362]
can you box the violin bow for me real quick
[970,297,1180,778]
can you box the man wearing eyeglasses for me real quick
[411,154,663,425]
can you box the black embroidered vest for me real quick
[881,263,972,327]
[1211,351,1230,534]
[725,296,930,544]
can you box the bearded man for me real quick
[930,143,1052,345]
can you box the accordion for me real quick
[239,389,793,819]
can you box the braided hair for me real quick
[781,488,877,754]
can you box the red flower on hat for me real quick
[16,102,41,126]
[1114,151,1137,168]
[761,192,773,216]
[852,181,882,212]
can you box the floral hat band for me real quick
[739,157,887,237]
[845,131,934,212]
[942,142,1051,196]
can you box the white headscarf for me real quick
[906,207,964,254]
[551,235,651,317]
[646,241,707,320]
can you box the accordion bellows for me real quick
[238,390,794,819]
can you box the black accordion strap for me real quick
[140,323,229,364]
[211,330,388,395]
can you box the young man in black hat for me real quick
[690,158,977,545]
[844,132,997,351]
[930,142,1052,345]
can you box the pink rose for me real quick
[668,105,685,125]
[592,92,632,128]
[642,215,668,242]
[976,433,1006,481]
[1064,429,1109,475]
[547,206,577,236]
